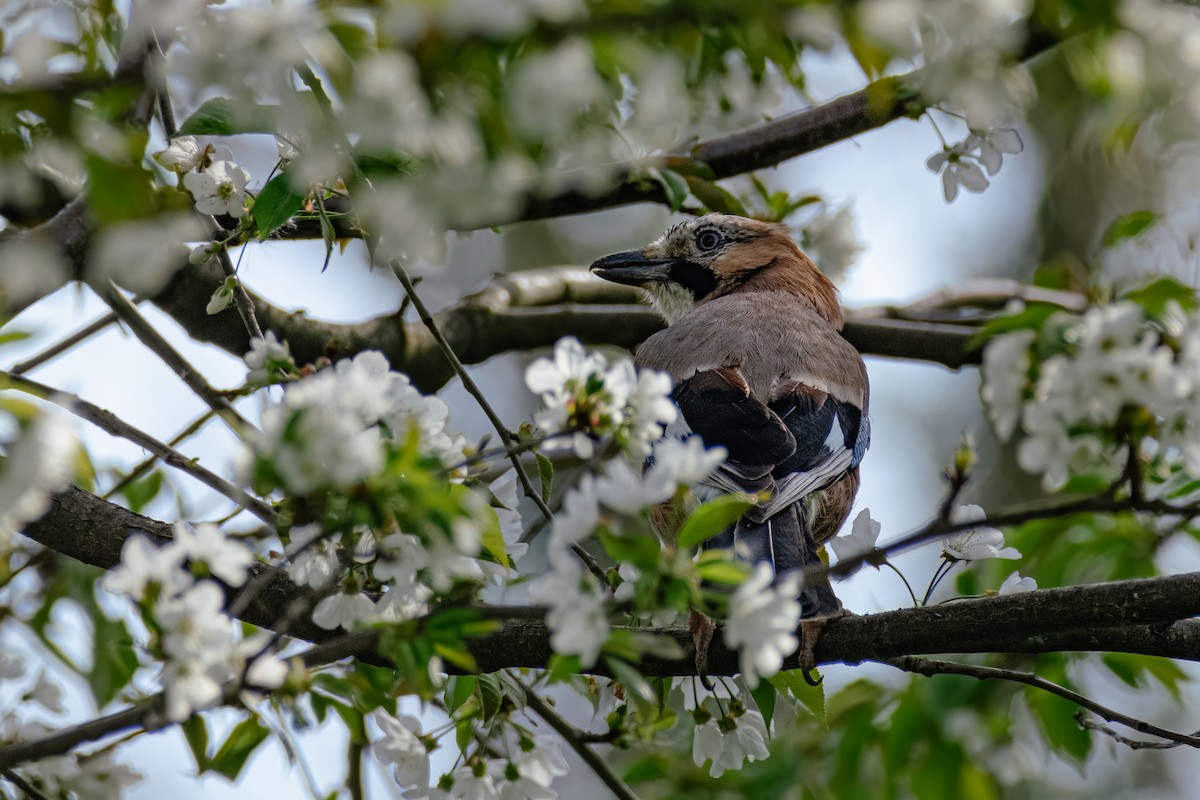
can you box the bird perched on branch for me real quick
[590,213,870,673]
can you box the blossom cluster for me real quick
[528,437,725,665]
[373,709,569,799]
[238,347,467,495]
[981,299,1200,490]
[525,336,677,458]
[0,410,78,553]
[105,524,288,722]
[525,338,731,665]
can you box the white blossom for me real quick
[981,329,1035,440]
[967,128,1024,176]
[998,571,1037,594]
[723,564,802,687]
[528,555,608,666]
[162,659,224,722]
[105,535,190,602]
[244,331,294,385]
[373,710,431,792]
[312,590,376,631]
[927,141,990,203]
[828,508,881,577]
[183,160,251,217]
[691,699,770,778]
[171,522,254,587]
[29,671,65,714]
[449,764,500,800]
[619,367,677,458]
[0,653,24,680]
[0,410,78,540]
[153,136,204,174]
[157,582,235,662]
[647,437,726,489]
[285,524,342,589]
[801,202,864,279]
[943,505,1020,561]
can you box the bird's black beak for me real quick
[590,251,674,285]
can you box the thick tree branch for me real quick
[20,487,1200,680]
[144,264,982,395]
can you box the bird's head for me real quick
[590,214,842,327]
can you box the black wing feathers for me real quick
[673,369,795,466]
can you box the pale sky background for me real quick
[5,40,1200,800]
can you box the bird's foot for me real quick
[797,608,854,683]
[689,609,717,690]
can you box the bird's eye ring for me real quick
[696,230,722,251]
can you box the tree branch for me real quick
[19,487,1200,681]
[521,685,640,800]
[882,655,1200,749]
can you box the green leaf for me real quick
[480,511,510,568]
[478,672,503,723]
[658,168,690,212]
[969,302,1060,349]
[181,715,210,774]
[251,174,306,240]
[209,714,271,781]
[678,494,754,549]
[433,641,479,675]
[1102,210,1158,247]
[88,615,139,707]
[1123,276,1198,317]
[176,98,277,137]
[120,470,163,514]
[598,530,660,569]
[769,669,826,724]
[85,155,157,224]
[751,680,776,732]
[547,654,583,683]
[536,453,554,503]
[445,676,476,716]
[695,556,750,586]
[683,175,748,216]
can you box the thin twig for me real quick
[1,767,50,800]
[1,370,275,524]
[1076,712,1199,750]
[389,259,606,583]
[9,309,128,375]
[102,410,217,500]
[826,492,1200,582]
[99,284,256,436]
[521,685,641,800]
[215,246,264,340]
[882,655,1200,749]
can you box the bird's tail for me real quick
[704,502,842,619]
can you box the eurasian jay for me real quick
[590,213,870,671]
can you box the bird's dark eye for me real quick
[696,230,722,251]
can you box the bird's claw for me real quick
[797,608,854,675]
[689,609,716,688]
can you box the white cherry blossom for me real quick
[723,564,802,687]
[312,590,377,630]
[171,522,255,587]
[998,572,1037,594]
[943,505,1020,561]
[374,710,431,792]
[183,160,251,217]
[829,508,882,577]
